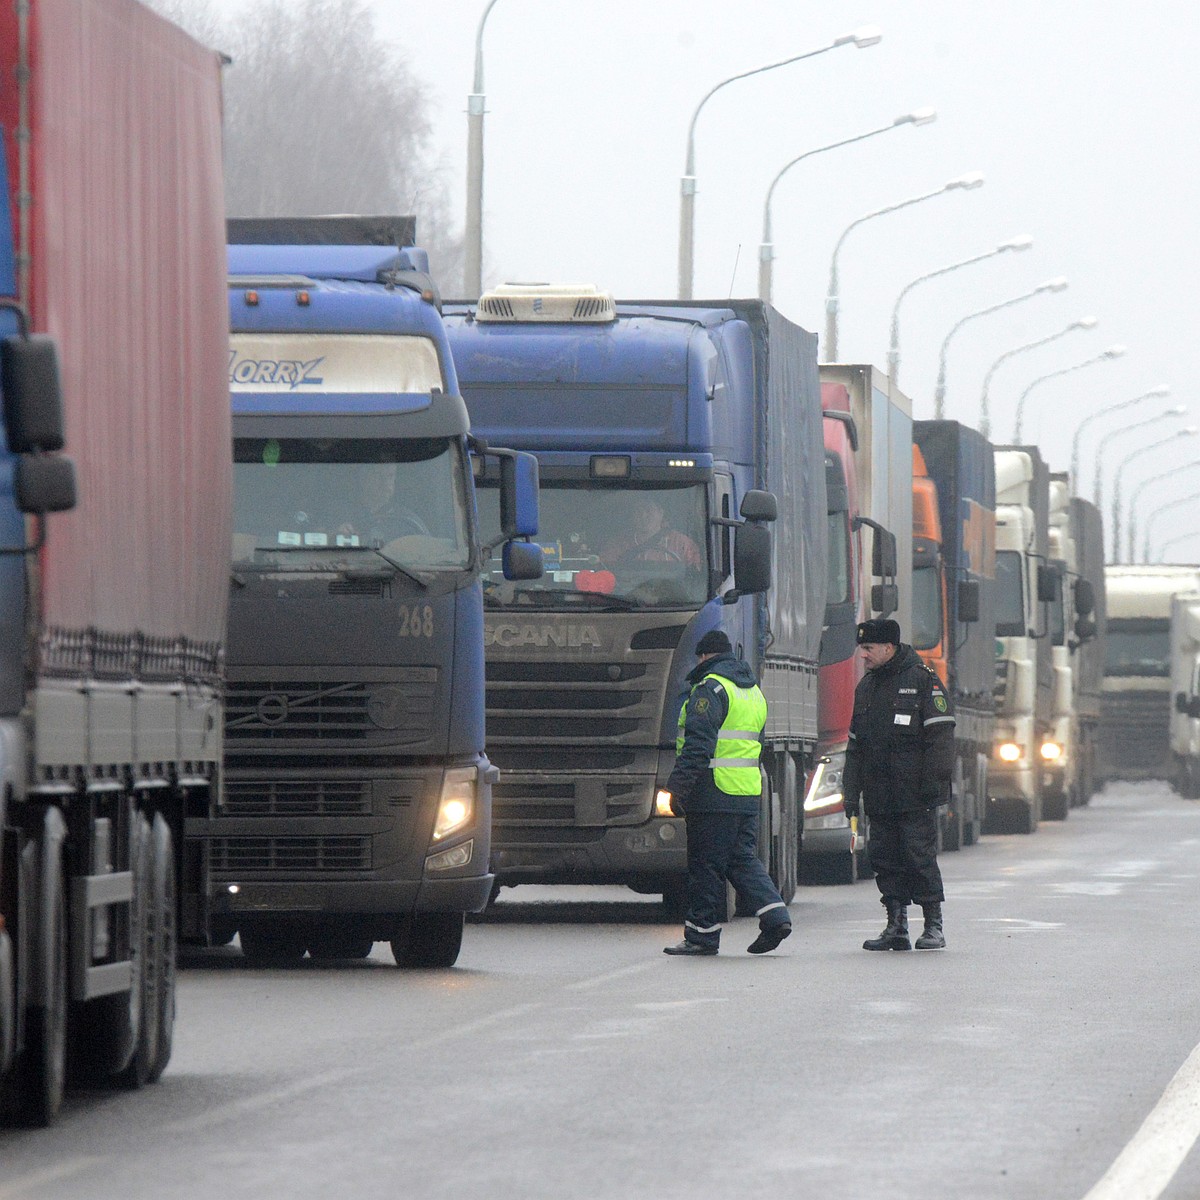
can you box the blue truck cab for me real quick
[201,219,540,967]
[444,286,826,912]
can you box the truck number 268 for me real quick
[399,605,434,638]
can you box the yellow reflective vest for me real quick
[676,670,767,795]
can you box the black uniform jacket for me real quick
[665,652,762,816]
[843,643,956,818]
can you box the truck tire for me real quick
[19,829,68,1127]
[392,913,464,969]
[768,753,798,905]
[1042,786,1069,822]
[145,814,177,1084]
[81,810,151,1087]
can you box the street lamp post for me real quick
[824,173,984,362]
[1012,345,1126,443]
[887,236,1033,389]
[758,109,937,305]
[932,276,1068,419]
[1156,523,1200,563]
[465,0,504,299]
[1069,384,1170,491]
[1091,405,1184,509]
[1112,427,1199,563]
[677,26,882,300]
[979,316,1097,438]
[1131,462,1200,562]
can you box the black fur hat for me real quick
[696,630,733,656]
[856,618,901,646]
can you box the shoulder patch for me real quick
[693,696,711,714]
[934,695,948,712]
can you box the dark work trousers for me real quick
[867,809,945,905]
[683,811,790,950]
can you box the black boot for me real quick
[862,900,911,951]
[915,902,945,950]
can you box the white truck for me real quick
[989,447,1054,833]
[1099,566,1200,787]
[1169,590,1200,797]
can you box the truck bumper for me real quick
[988,761,1038,804]
[207,872,495,917]
[492,817,687,886]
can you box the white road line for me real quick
[0,1157,102,1199]
[1082,1039,1200,1200]
[565,960,658,992]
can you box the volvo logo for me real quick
[256,694,289,726]
[367,687,406,730]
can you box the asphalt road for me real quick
[3,781,1200,1200]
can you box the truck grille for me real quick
[225,676,437,743]
[492,774,650,844]
[209,836,371,873]
[223,780,373,817]
[1098,691,1170,780]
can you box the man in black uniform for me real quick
[661,630,792,957]
[843,618,955,951]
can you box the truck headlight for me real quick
[433,767,476,840]
[1040,741,1063,762]
[997,741,1022,762]
[804,751,847,817]
[655,789,675,817]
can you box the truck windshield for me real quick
[1105,618,1170,676]
[911,564,941,651]
[995,550,1025,637]
[478,482,709,608]
[231,436,472,570]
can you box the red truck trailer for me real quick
[0,0,228,1123]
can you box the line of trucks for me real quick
[9,0,1192,1129]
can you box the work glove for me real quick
[842,797,860,825]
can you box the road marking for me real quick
[565,960,657,992]
[403,1002,544,1048]
[161,1068,362,1134]
[0,1157,103,1198]
[1082,1039,1200,1200]
[977,917,1064,932]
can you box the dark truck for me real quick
[444,286,827,912]
[197,219,541,969]
[0,0,229,1123]
[912,420,997,849]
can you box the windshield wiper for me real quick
[485,585,637,611]
[242,543,429,589]
[341,545,429,589]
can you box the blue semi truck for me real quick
[194,219,541,968]
[444,286,827,911]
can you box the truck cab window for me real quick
[911,563,941,651]
[995,550,1025,636]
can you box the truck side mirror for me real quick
[1073,616,1096,644]
[1037,563,1058,604]
[873,529,898,578]
[739,489,777,522]
[1074,578,1095,616]
[498,450,539,539]
[2,335,66,452]
[502,539,544,581]
[957,580,980,623]
[871,582,898,617]
[733,522,771,595]
[1189,698,1200,720]
[14,454,76,513]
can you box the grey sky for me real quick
[235,2,1200,551]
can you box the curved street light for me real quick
[1156,524,1200,563]
[1070,384,1170,491]
[932,276,1068,419]
[1132,461,1200,561]
[824,172,984,362]
[677,26,882,300]
[979,316,1097,438]
[1113,427,1199,563]
[464,0,505,298]
[1012,344,1126,443]
[758,108,937,304]
[1092,404,1184,508]
[887,235,1034,389]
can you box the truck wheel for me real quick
[84,811,151,1087]
[145,815,177,1084]
[1042,787,1069,821]
[392,913,464,969]
[20,839,68,1127]
[238,923,307,966]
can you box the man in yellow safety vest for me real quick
[661,630,792,956]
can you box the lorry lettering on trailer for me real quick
[228,351,326,388]
[191,219,542,970]
[445,286,827,914]
[0,0,229,1124]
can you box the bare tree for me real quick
[144,0,463,291]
